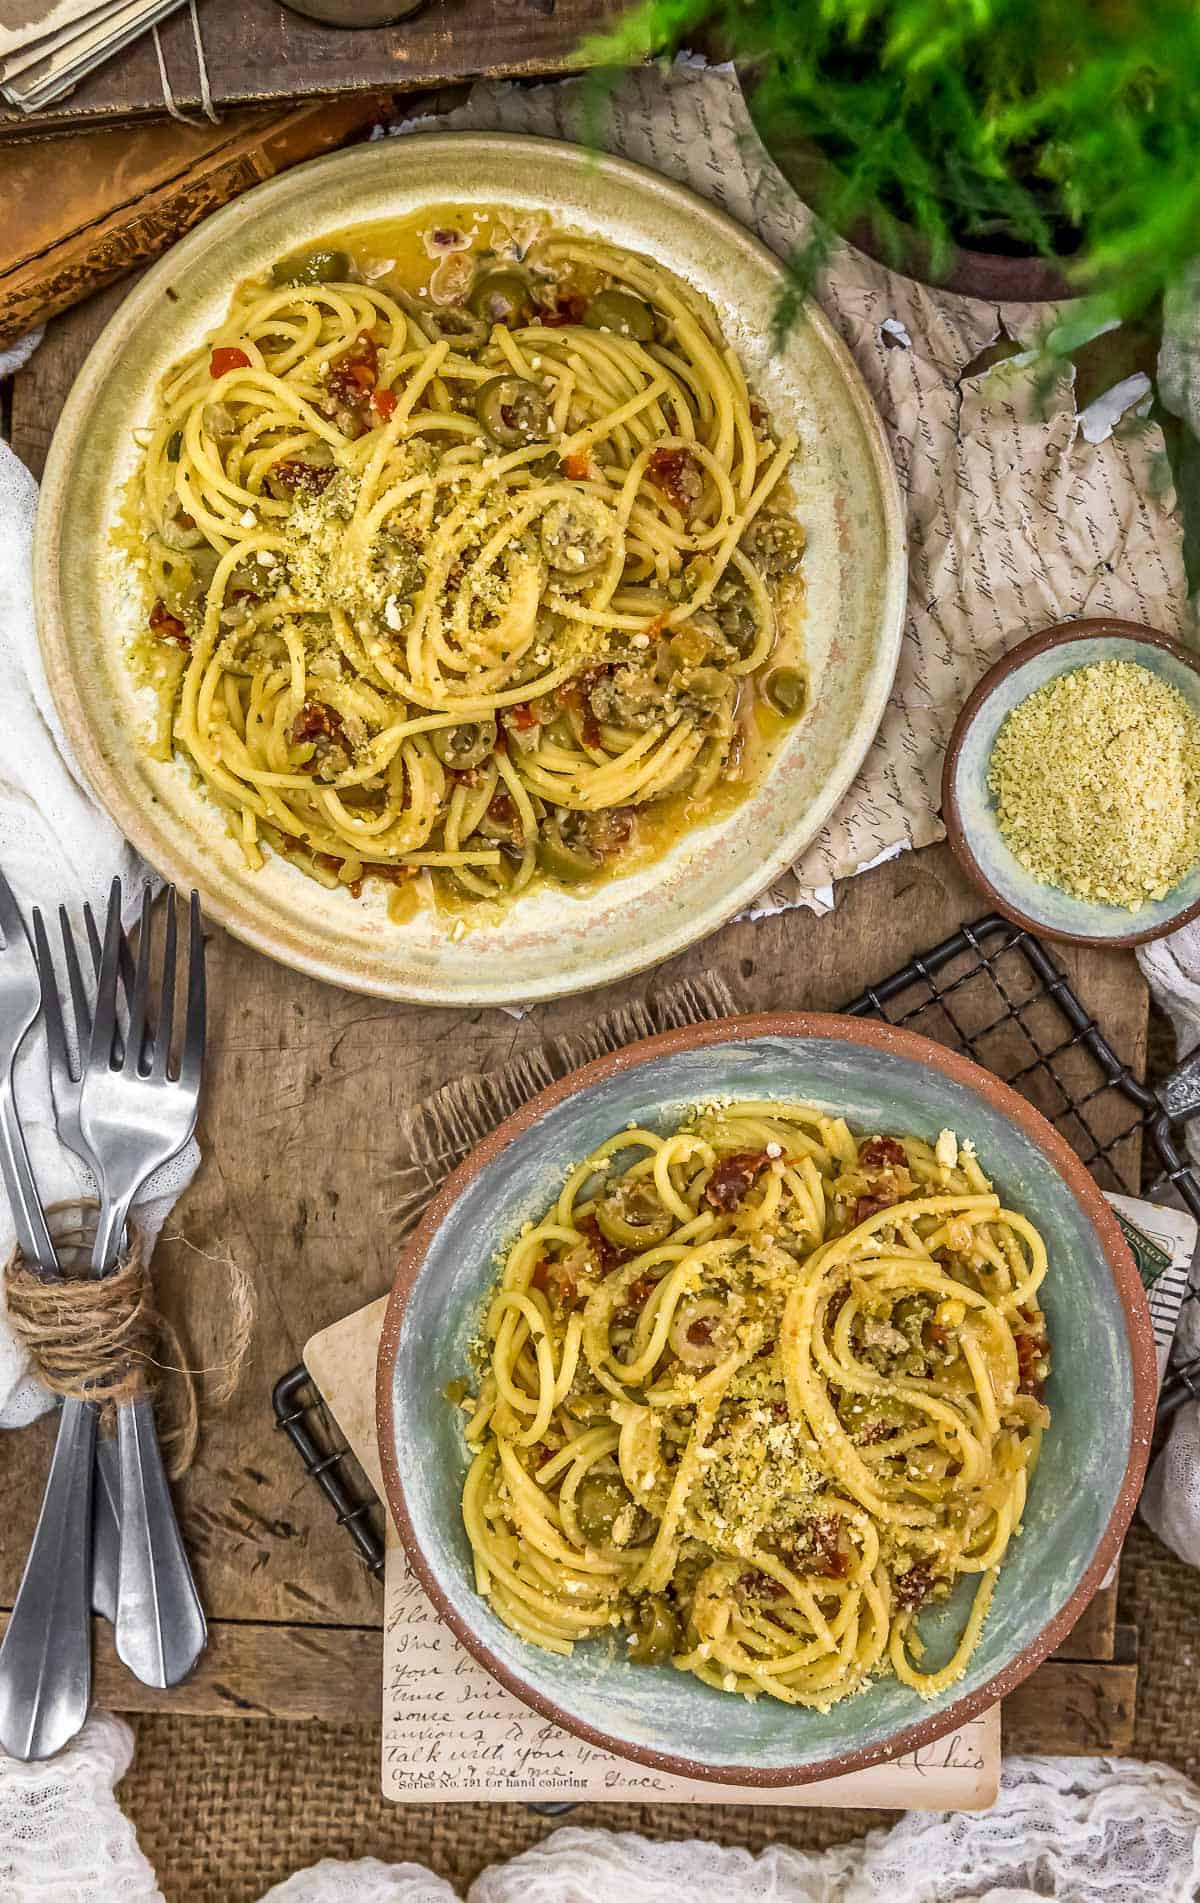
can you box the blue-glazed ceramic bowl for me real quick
[377,1015,1155,1786]
[944,619,1200,947]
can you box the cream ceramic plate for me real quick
[36,134,906,1004]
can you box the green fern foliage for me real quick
[584,0,1200,342]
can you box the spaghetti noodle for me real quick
[458,1101,1051,1706]
[129,209,809,912]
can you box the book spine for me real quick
[0,92,391,347]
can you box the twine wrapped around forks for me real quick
[3,1201,253,1478]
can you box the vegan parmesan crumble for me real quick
[987,658,1200,911]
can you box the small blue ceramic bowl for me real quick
[944,618,1200,946]
[376,1015,1155,1787]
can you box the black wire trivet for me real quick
[273,911,1200,1589]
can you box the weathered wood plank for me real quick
[0,843,1148,1627]
[0,0,620,140]
[1052,1583,1118,1664]
[0,1607,1135,1754]
[2,283,1149,1725]
[1003,1647,1138,1756]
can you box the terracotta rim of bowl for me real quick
[943,617,1200,949]
[376,1010,1156,1787]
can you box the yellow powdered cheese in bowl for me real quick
[988,658,1200,910]
[942,619,1200,947]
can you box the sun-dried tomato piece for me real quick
[271,458,335,495]
[790,1515,851,1580]
[854,1183,902,1226]
[626,1274,657,1307]
[588,807,634,856]
[893,1561,934,1609]
[565,665,611,752]
[1016,1325,1050,1398]
[560,451,591,481]
[740,1570,785,1601]
[540,292,588,328]
[370,387,398,421]
[531,1255,579,1308]
[647,446,703,512]
[705,1150,771,1211]
[291,700,344,746]
[859,1136,907,1171]
[327,330,378,406]
[578,1212,626,1273]
[210,345,250,378]
[506,702,539,731]
[148,600,190,650]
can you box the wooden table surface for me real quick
[0,282,1148,1754]
[0,0,618,137]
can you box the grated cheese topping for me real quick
[988,658,1200,911]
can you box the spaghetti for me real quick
[458,1101,1051,1706]
[129,208,809,912]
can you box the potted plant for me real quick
[589,0,1200,339]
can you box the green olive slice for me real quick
[685,666,729,703]
[763,666,807,716]
[594,1184,673,1250]
[475,376,552,448]
[713,577,758,657]
[271,249,352,287]
[745,513,806,580]
[627,1595,678,1664]
[468,269,533,326]
[583,288,656,341]
[539,496,611,575]
[432,718,497,769]
[575,1472,632,1543]
[536,820,600,885]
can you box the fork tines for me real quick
[92,881,204,1085]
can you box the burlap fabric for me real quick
[108,1520,1195,1903]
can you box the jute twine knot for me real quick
[4,1202,253,1480]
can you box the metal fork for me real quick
[0,870,95,1760]
[74,878,207,1688]
[31,902,136,1628]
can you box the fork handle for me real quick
[92,1433,121,1625]
[114,1394,206,1687]
[0,1395,95,1760]
[90,1191,132,1280]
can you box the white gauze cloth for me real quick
[3,1719,1198,1903]
[0,439,199,1429]
[1138,922,1200,1565]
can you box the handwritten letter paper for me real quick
[381,1533,999,1809]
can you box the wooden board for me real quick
[1,283,1150,1744]
[0,0,619,139]
[0,1608,1138,1753]
[0,91,392,345]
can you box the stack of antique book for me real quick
[0,0,186,111]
